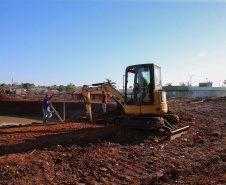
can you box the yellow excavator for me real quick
[82,63,189,136]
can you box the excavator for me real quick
[82,63,189,138]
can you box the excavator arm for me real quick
[82,82,125,121]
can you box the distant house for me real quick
[90,91,110,101]
[30,87,48,92]
[51,87,59,91]
[72,90,110,101]
[15,88,26,95]
[47,90,60,95]
[72,90,83,100]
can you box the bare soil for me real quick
[0,96,225,184]
[0,92,11,100]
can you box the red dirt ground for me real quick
[0,92,11,100]
[0,96,225,184]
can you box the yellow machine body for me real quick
[124,90,167,114]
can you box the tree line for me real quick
[0,78,117,94]
[0,83,80,94]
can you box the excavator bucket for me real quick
[167,125,190,140]
[162,117,190,140]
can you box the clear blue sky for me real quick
[1,0,226,88]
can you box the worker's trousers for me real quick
[43,108,52,121]
[102,103,106,114]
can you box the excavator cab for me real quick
[124,64,168,115]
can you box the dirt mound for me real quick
[0,92,11,100]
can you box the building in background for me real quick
[15,88,26,95]
[72,90,110,101]
[163,82,226,98]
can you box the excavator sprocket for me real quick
[161,114,179,125]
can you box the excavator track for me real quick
[114,116,164,129]
[112,114,189,139]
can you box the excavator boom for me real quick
[83,83,124,121]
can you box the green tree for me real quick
[106,78,117,88]
[0,83,6,92]
[77,86,82,90]
[166,83,172,86]
[22,83,35,90]
[5,90,11,94]
[58,85,66,92]
[66,83,77,92]
[180,82,186,86]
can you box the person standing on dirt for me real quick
[42,93,54,122]
[102,91,107,114]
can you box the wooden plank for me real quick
[49,103,63,122]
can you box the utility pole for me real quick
[188,74,194,86]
